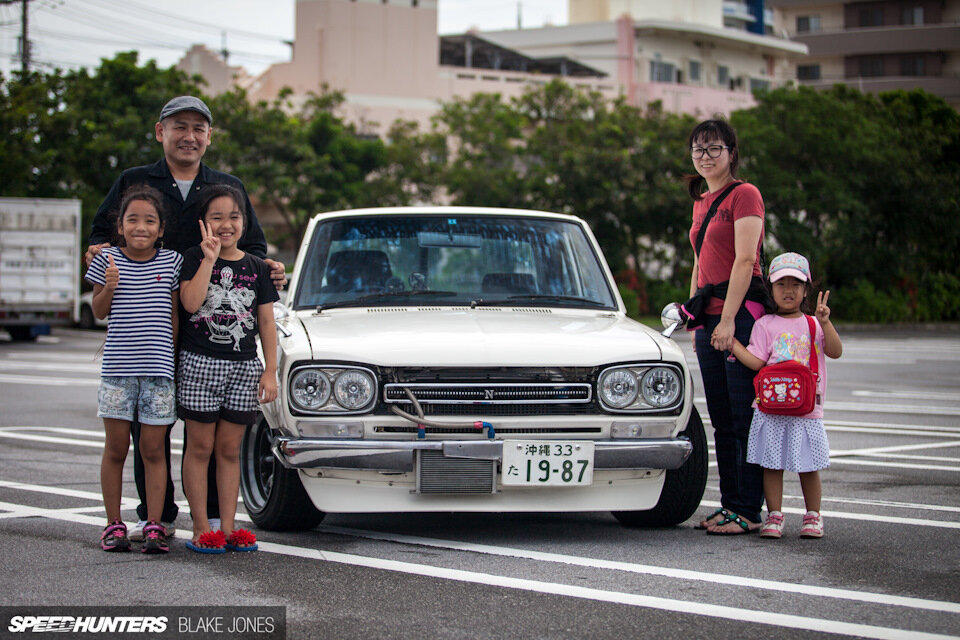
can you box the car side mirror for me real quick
[274,302,292,337]
[660,302,686,339]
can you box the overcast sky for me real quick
[0,0,568,77]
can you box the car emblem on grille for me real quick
[484,389,495,400]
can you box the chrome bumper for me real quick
[272,437,692,472]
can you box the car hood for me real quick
[293,308,663,366]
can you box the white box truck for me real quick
[0,197,81,341]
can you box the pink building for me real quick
[180,0,807,136]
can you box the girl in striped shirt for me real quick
[85,185,182,554]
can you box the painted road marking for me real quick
[0,490,956,640]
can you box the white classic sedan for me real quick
[241,207,707,530]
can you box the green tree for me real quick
[0,52,201,235]
[421,80,694,298]
[732,85,960,294]
[207,87,402,246]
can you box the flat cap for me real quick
[158,96,212,124]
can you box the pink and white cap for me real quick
[768,252,810,283]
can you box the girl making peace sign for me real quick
[729,253,843,539]
[177,184,279,553]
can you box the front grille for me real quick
[384,383,591,404]
[376,403,598,417]
[376,425,603,435]
[416,450,496,494]
[376,368,599,417]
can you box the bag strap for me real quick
[805,314,819,377]
[694,181,741,258]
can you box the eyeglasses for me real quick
[691,145,730,159]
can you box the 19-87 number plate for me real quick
[501,441,594,486]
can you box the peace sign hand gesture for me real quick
[199,219,221,262]
[816,290,832,325]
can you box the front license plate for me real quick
[501,440,594,486]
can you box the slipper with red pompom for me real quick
[185,529,227,554]
[225,528,258,552]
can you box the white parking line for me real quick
[2,494,955,640]
[853,390,960,402]
[698,499,960,529]
[0,360,100,373]
[316,524,960,616]
[0,374,99,386]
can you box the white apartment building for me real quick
[179,0,807,135]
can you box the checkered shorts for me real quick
[176,350,264,425]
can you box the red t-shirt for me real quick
[689,181,765,315]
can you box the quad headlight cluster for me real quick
[289,365,377,414]
[597,364,683,412]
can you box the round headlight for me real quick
[640,367,681,408]
[599,368,639,409]
[290,369,331,410]
[334,370,375,411]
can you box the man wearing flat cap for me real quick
[85,95,285,541]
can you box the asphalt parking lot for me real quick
[0,326,958,639]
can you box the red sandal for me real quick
[225,529,258,552]
[185,529,226,554]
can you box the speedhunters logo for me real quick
[1,607,284,639]
[8,616,167,633]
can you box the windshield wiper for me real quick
[470,294,610,308]
[316,290,457,313]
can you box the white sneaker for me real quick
[130,520,175,541]
[799,511,824,538]
[129,520,148,542]
[209,518,221,531]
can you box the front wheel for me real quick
[612,407,708,528]
[240,417,325,531]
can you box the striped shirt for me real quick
[85,247,182,379]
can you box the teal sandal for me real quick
[695,508,730,530]
[706,512,760,535]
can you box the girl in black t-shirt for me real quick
[178,184,278,553]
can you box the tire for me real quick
[78,304,96,330]
[240,416,325,531]
[612,407,708,528]
[7,326,36,341]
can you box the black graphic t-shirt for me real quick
[179,247,279,361]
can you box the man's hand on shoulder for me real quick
[264,258,287,290]
[84,243,110,267]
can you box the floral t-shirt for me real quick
[745,313,827,419]
[178,247,279,361]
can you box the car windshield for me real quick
[292,214,618,311]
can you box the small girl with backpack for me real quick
[86,184,182,553]
[730,252,843,538]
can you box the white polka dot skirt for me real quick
[747,411,831,472]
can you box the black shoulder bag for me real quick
[680,182,742,329]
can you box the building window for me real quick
[750,78,770,93]
[859,56,885,77]
[717,65,729,88]
[797,64,821,81]
[689,60,701,83]
[650,60,676,83]
[796,15,821,33]
[859,8,884,27]
[901,54,925,76]
[902,7,923,25]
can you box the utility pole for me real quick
[1,0,30,73]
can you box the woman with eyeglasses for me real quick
[685,119,768,535]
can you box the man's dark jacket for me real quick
[88,158,268,257]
